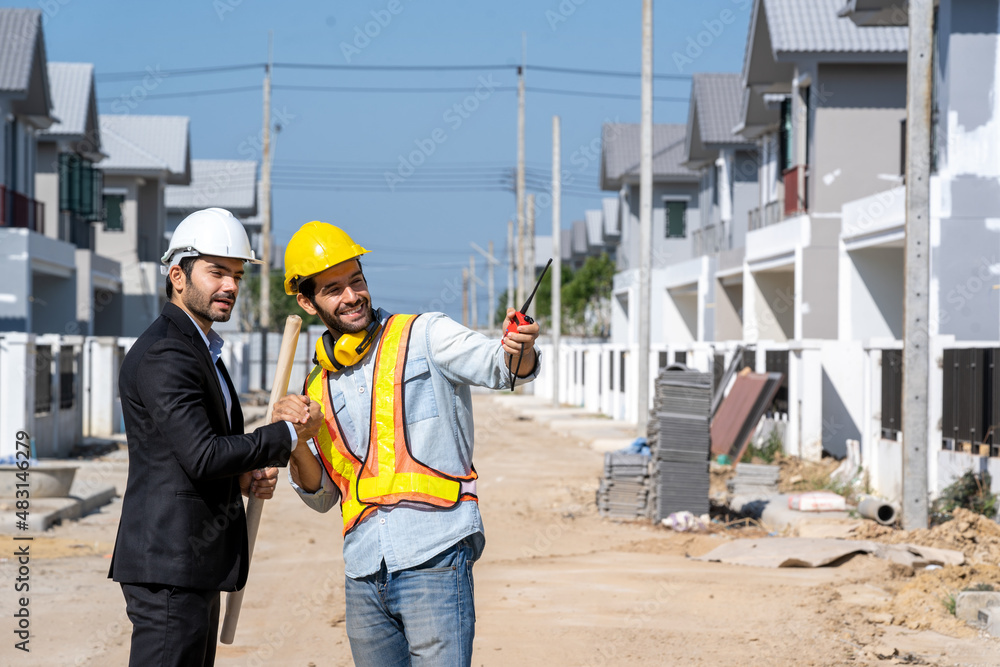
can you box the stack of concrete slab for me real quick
[648,368,713,521]
[727,463,781,500]
[596,452,651,519]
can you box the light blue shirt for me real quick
[289,309,539,579]
[182,309,297,447]
[183,310,232,426]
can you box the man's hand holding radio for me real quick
[501,307,540,377]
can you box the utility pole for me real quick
[469,254,478,330]
[259,31,273,391]
[516,33,527,307]
[552,115,562,407]
[902,0,933,530]
[637,0,653,435]
[462,268,469,328]
[487,240,496,330]
[525,194,536,320]
[471,241,499,330]
[507,220,515,310]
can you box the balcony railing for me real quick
[0,185,45,234]
[748,201,783,231]
[692,224,720,256]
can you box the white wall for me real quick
[842,246,904,340]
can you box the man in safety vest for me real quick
[275,221,539,666]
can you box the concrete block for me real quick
[0,483,116,533]
[978,608,1000,637]
[956,591,1000,623]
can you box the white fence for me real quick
[535,336,1000,505]
[4,329,998,505]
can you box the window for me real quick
[59,346,76,410]
[778,98,793,172]
[34,346,52,415]
[58,153,104,220]
[104,194,125,232]
[881,349,902,439]
[619,350,626,391]
[664,200,687,238]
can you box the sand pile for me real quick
[850,508,1000,564]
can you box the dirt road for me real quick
[3,394,998,666]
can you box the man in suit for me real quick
[109,208,322,667]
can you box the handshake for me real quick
[272,394,324,443]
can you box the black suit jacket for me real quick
[109,302,291,591]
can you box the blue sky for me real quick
[15,0,752,322]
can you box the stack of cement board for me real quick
[596,452,651,519]
[648,368,713,521]
[727,463,781,499]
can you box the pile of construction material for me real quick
[596,452,651,519]
[727,463,780,500]
[647,367,713,521]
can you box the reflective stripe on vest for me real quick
[306,314,477,535]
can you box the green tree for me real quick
[240,270,323,330]
[562,253,615,336]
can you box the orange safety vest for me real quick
[305,313,478,535]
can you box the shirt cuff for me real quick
[284,421,298,452]
[287,466,338,498]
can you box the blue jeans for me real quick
[345,538,476,667]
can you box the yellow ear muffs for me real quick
[313,316,382,372]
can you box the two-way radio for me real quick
[505,258,552,390]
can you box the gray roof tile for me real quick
[584,209,603,249]
[691,73,753,146]
[601,123,698,190]
[572,220,589,255]
[763,0,907,54]
[601,197,620,238]
[165,159,258,213]
[0,9,41,92]
[560,229,573,262]
[42,62,95,138]
[99,115,190,180]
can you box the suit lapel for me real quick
[216,358,244,434]
[162,303,231,433]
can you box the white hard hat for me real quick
[161,207,263,275]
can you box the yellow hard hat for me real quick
[284,221,370,295]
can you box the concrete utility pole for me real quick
[469,254,478,330]
[902,0,933,530]
[487,240,496,330]
[552,115,562,407]
[259,31,273,391]
[516,33,527,307]
[525,194,536,319]
[470,241,499,330]
[507,220,515,310]
[636,0,653,435]
[462,268,469,328]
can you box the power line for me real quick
[91,60,697,83]
[528,64,689,80]
[274,62,510,72]
[97,63,265,81]
[97,85,260,102]
[99,83,687,104]
[528,86,686,102]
